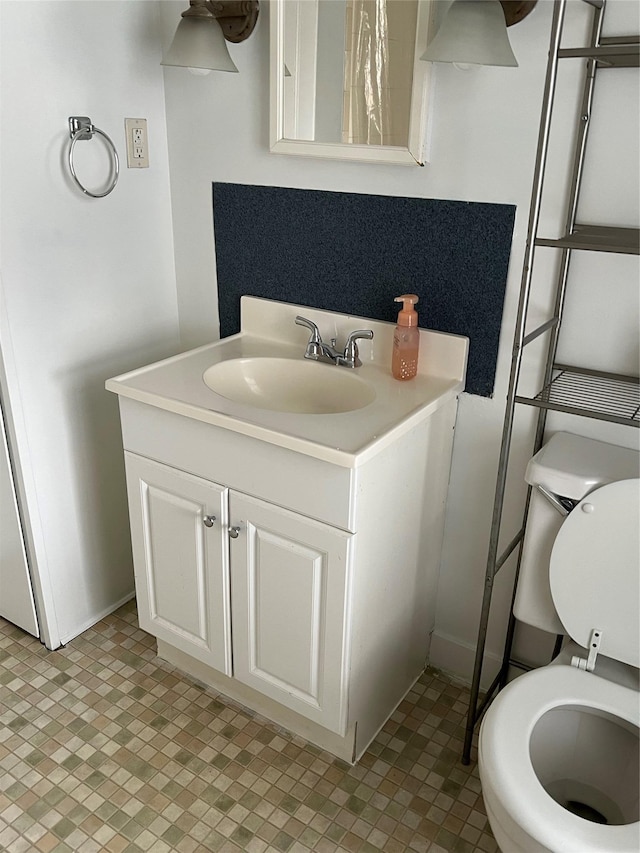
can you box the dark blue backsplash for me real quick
[213,183,516,396]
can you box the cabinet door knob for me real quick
[203,515,216,528]
[229,525,241,539]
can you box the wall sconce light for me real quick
[421,0,537,68]
[162,0,259,73]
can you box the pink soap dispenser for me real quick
[391,294,420,380]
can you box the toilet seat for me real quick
[479,664,639,853]
[549,479,640,669]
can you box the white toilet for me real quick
[478,432,640,853]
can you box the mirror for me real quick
[270,0,434,165]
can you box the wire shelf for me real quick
[535,225,640,254]
[516,365,640,426]
[462,0,640,767]
[559,42,640,67]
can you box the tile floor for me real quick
[0,601,497,853]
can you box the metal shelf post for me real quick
[462,0,640,766]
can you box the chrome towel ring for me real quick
[67,116,119,198]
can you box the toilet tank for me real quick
[513,432,640,635]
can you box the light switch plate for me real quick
[124,118,149,168]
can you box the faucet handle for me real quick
[295,315,321,339]
[343,329,374,368]
[295,315,323,359]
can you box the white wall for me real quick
[0,1,181,647]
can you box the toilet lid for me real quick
[550,478,640,668]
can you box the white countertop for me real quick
[106,297,469,467]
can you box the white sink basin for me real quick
[203,357,376,414]
[106,298,469,464]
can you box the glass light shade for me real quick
[161,16,238,72]
[421,0,518,68]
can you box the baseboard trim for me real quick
[429,631,502,690]
[59,589,136,647]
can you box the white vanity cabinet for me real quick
[115,391,460,762]
[107,297,469,761]
[124,450,352,736]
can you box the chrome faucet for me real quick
[295,316,373,368]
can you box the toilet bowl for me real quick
[479,663,639,853]
[478,434,640,853]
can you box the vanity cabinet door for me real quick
[124,453,232,675]
[229,491,353,735]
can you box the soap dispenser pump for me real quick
[392,294,420,380]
